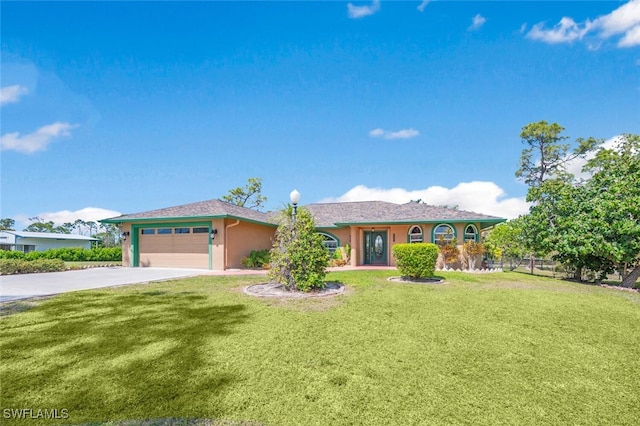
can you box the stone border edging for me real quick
[243,282,345,298]
[387,276,446,284]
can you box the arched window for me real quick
[433,224,455,245]
[464,224,478,242]
[408,225,423,243]
[317,233,338,254]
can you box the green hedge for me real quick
[392,243,439,279]
[0,247,121,262]
[0,259,66,275]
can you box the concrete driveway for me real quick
[0,267,208,302]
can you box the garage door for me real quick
[137,226,209,269]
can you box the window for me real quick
[157,228,172,235]
[23,245,36,253]
[464,225,478,242]
[141,229,156,235]
[174,228,190,234]
[193,227,209,234]
[408,225,423,243]
[433,224,455,245]
[318,233,338,253]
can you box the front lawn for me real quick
[1,271,639,425]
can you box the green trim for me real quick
[431,223,457,244]
[102,215,277,228]
[406,224,424,243]
[463,223,480,242]
[334,218,505,227]
[131,221,213,269]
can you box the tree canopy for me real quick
[0,218,15,231]
[515,125,640,287]
[221,177,267,210]
[516,120,599,193]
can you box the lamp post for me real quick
[290,189,300,224]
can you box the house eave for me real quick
[100,214,277,228]
[332,218,506,228]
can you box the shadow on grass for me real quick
[75,418,263,426]
[0,290,250,422]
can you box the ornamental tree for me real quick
[483,219,528,270]
[268,206,329,292]
[438,238,460,269]
[461,240,485,270]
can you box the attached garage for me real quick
[136,225,211,269]
[101,200,278,270]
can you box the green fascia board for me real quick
[333,218,506,228]
[101,215,277,228]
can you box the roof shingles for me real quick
[102,199,505,227]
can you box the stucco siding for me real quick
[225,221,275,269]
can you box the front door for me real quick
[363,230,388,265]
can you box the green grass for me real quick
[1,271,639,425]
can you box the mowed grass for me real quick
[1,271,639,425]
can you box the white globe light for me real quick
[289,189,301,205]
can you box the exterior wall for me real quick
[224,220,275,269]
[347,222,485,267]
[122,223,132,267]
[117,218,487,270]
[22,238,93,251]
[211,218,226,270]
[0,232,93,252]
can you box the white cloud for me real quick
[347,0,380,19]
[320,182,529,219]
[40,207,122,225]
[417,0,430,13]
[369,128,420,140]
[469,14,487,31]
[1,122,77,154]
[526,0,640,48]
[1,85,28,106]
[527,17,592,44]
[564,135,621,180]
[619,24,640,47]
[594,0,640,38]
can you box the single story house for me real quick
[101,199,505,270]
[0,231,98,253]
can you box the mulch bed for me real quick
[387,276,446,284]
[243,282,345,298]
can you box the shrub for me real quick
[0,258,66,275]
[461,240,486,270]
[392,243,439,279]
[0,247,122,262]
[242,249,270,269]
[0,251,26,260]
[269,206,329,292]
[438,238,461,269]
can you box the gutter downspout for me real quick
[224,219,241,270]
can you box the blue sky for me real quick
[2,1,639,228]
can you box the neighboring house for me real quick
[0,231,98,252]
[101,199,505,270]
